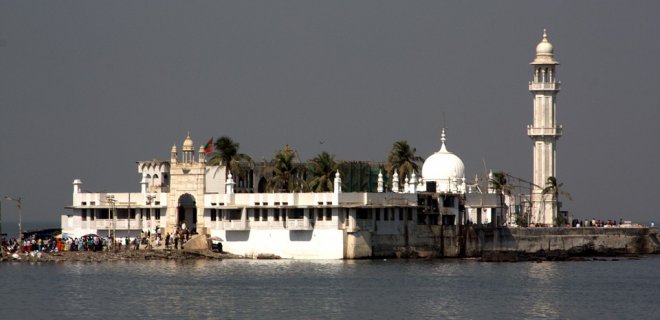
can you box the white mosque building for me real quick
[62,31,563,258]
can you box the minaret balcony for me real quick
[528,82,560,91]
[527,125,562,137]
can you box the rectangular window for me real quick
[155,209,161,220]
[228,209,242,220]
[383,208,389,221]
[399,208,404,221]
[253,209,260,221]
[325,208,332,221]
[290,208,304,219]
[375,208,381,221]
[407,208,413,221]
[316,208,323,220]
[145,209,151,220]
[210,209,217,221]
[262,208,267,221]
[274,209,280,221]
[130,209,136,219]
[357,208,369,220]
[81,209,87,221]
[90,209,95,220]
[82,202,87,206]
[90,201,95,205]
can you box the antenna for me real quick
[442,112,446,129]
[482,158,489,190]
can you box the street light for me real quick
[4,196,22,245]
[106,195,116,250]
[146,194,156,249]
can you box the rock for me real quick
[256,253,281,259]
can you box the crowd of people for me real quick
[1,224,197,255]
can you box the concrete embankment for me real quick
[367,226,660,260]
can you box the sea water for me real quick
[1,256,659,319]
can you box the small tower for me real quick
[198,145,206,163]
[226,171,235,194]
[140,177,148,194]
[488,170,495,194]
[377,170,384,193]
[170,144,178,164]
[333,170,342,194]
[73,179,82,194]
[404,176,409,193]
[392,171,400,193]
[182,132,194,164]
[409,172,417,193]
[528,29,562,226]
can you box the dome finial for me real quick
[440,128,447,151]
[543,28,548,40]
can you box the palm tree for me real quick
[490,171,512,195]
[307,151,339,192]
[541,176,572,226]
[207,136,253,178]
[490,171,513,226]
[385,140,424,189]
[267,145,306,192]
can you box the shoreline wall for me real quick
[358,225,660,259]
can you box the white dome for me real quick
[421,129,466,193]
[182,132,194,151]
[535,29,553,55]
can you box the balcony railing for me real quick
[287,218,313,230]
[527,126,563,137]
[528,82,560,91]
[223,220,249,230]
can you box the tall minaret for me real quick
[528,29,562,226]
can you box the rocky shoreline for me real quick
[2,248,648,263]
[0,249,247,263]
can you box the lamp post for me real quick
[4,196,22,246]
[146,194,155,249]
[106,195,116,250]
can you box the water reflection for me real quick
[3,257,660,319]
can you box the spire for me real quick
[440,128,447,152]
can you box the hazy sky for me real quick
[1,1,659,229]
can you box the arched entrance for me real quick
[177,193,197,233]
[257,177,267,193]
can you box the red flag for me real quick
[204,137,213,154]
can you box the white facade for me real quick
[63,134,423,259]
[62,31,571,257]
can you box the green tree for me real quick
[542,176,572,226]
[267,145,306,192]
[490,171,513,226]
[490,171,512,195]
[385,140,424,188]
[307,151,339,192]
[207,136,253,178]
